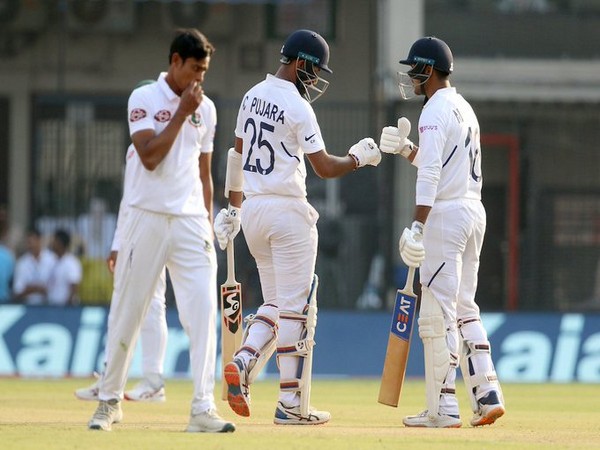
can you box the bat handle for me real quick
[404,266,416,297]
[226,240,236,283]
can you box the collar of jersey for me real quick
[158,72,180,102]
[266,73,297,92]
[423,86,456,109]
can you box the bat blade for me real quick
[378,266,417,407]
[220,242,243,400]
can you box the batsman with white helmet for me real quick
[214,29,382,425]
[380,36,505,428]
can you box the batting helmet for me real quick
[280,29,333,74]
[400,36,453,76]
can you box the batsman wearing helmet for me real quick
[379,36,505,428]
[214,29,382,425]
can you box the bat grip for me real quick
[226,241,236,283]
[403,266,416,297]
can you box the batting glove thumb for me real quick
[398,221,425,267]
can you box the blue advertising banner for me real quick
[0,305,599,382]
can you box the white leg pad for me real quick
[277,275,318,417]
[459,318,504,412]
[418,287,450,418]
[236,304,278,384]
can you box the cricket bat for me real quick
[220,241,243,400]
[378,266,418,407]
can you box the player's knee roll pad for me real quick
[276,275,319,415]
[236,304,279,384]
[418,287,451,416]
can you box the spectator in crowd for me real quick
[13,228,57,305]
[77,197,117,259]
[77,197,117,304]
[47,228,82,306]
[0,218,15,303]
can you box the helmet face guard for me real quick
[397,57,434,100]
[398,37,453,100]
[280,29,332,103]
[295,52,330,103]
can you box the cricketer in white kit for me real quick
[215,29,382,425]
[75,142,168,403]
[380,36,505,428]
[87,29,234,433]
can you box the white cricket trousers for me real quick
[241,195,319,404]
[103,269,167,377]
[100,207,218,414]
[140,269,167,377]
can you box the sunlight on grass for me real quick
[0,378,599,450]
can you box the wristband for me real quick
[349,153,360,170]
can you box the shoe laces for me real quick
[203,409,223,420]
[94,401,117,420]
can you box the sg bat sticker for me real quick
[221,285,242,334]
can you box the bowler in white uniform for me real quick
[87,29,234,433]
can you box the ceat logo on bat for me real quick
[390,292,416,341]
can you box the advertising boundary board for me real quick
[0,305,599,383]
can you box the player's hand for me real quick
[348,137,382,168]
[380,117,414,158]
[214,205,241,250]
[106,251,118,274]
[179,81,203,116]
[399,221,425,267]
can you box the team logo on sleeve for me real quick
[188,112,203,127]
[129,108,146,122]
[154,110,171,122]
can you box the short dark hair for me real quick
[54,229,71,248]
[27,227,42,238]
[169,28,215,64]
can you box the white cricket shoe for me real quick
[273,401,331,425]
[470,391,505,427]
[403,410,462,428]
[88,399,123,431]
[74,372,100,401]
[224,357,250,417]
[124,376,166,402]
[186,409,236,433]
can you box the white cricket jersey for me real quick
[111,144,142,251]
[12,249,57,305]
[46,253,82,306]
[127,72,216,216]
[412,87,483,207]
[235,74,325,198]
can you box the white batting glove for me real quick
[380,117,414,158]
[214,205,241,250]
[348,137,382,168]
[399,221,425,267]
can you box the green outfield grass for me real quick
[0,377,598,449]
